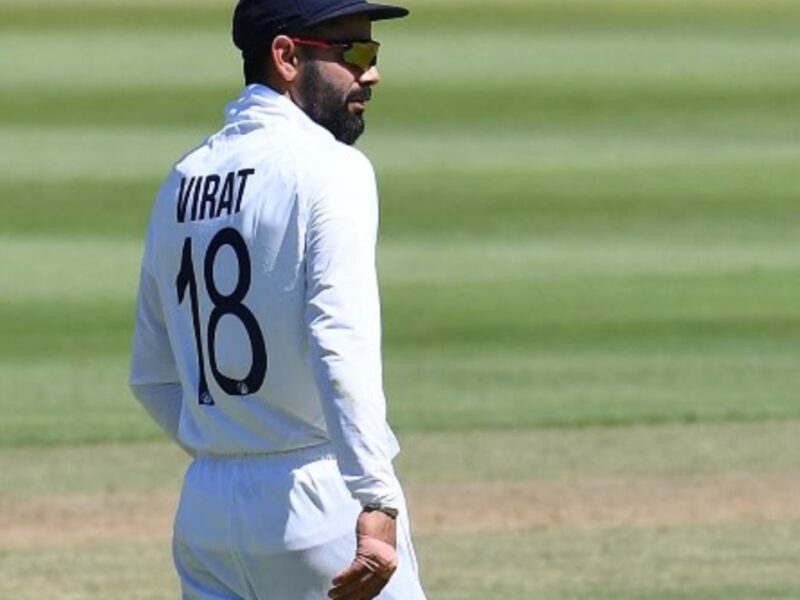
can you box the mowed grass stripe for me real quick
[0,87,232,129]
[6,234,800,302]
[2,268,798,437]
[4,125,800,182]
[4,255,799,358]
[2,162,797,238]
[6,421,800,495]
[0,180,156,238]
[1,31,239,91]
[395,423,800,481]
[384,278,800,349]
[378,237,800,282]
[2,0,222,7]
[0,299,133,361]
[0,237,143,302]
[377,164,800,238]
[0,126,207,182]
[363,131,800,173]
[4,0,800,32]
[5,28,800,91]
[0,5,226,31]
[3,347,800,444]
[6,83,800,132]
[386,347,800,431]
[0,358,159,447]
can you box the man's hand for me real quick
[328,509,398,599]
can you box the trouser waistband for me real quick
[194,441,336,465]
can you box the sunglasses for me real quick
[289,37,381,71]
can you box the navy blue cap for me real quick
[233,0,409,52]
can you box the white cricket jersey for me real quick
[130,84,401,507]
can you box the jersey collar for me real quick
[224,84,333,140]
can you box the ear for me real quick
[271,35,300,83]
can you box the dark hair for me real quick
[243,47,271,85]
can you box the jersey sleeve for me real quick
[304,149,402,509]
[130,225,180,387]
[130,382,191,454]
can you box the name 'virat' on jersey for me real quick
[176,169,255,224]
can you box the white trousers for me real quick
[172,443,427,600]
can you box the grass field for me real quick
[2,0,800,597]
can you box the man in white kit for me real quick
[129,1,427,598]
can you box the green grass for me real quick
[3,0,800,597]
[7,422,800,497]
[3,229,800,442]
[6,520,800,599]
[418,522,800,600]
[5,427,800,599]
[0,543,179,600]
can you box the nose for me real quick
[359,65,381,86]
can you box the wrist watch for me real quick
[363,503,399,519]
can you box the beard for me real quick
[297,61,370,145]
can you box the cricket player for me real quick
[129,0,427,598]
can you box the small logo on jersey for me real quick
[237,382,250,395]
[200,392,215,406]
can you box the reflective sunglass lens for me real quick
[343,42,379,70]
